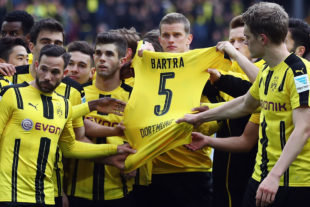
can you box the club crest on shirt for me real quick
[56,103,63,118]
[21,119,33,131]
[270,76,279,91]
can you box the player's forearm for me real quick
[208,134,254,152]
[197,95,253,122]
[84,119,118,137]
[234,52,259,83]
[59,140,117,159]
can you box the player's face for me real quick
[35,55,64,93]
[65,51,93,84]
[30,30,63,61]
[244,25,264,58]
[159,23,192,53]
[8,45,28,66]
[1,21,24,38]
[94,43,122,79]
[285,30,295,53]
[229,26,251,60]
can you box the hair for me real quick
[3,10,34,35]
[39,44,71,69]
[110,27,140,56]
[95,32,128,58]
[230,15,244,30]
[242,2,288,44]
[67,40,94,64]
[159,13,191,34]
[0,37,29,62]
[143,29,163,52]
[30,18,64,45]
[289,18,310,58]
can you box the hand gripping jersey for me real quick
[67,80,134,201]
[250,54,310,186]
[123,47,231,173]
[0,83,117,205]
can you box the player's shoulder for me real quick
[0,82,29,97]
[62,76,84,93]
[284,53,309,76]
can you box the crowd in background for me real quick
[1,0,309,48]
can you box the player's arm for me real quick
[59,105,135,159]
[187,121,259,152]
[177,91,260,125]
[0,88,16,136]
[216,41,259,83]
[207,68,252,98]
[255,106,310,206]
[71,97,126,120]
[0,63,16,76]
[84,119,124,138]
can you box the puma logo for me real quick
[29,103,38,110]
[295,69,304,74]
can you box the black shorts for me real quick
[68,193,135,207]
[0,202,54,207]
[149,172,213,207]
[243,178,310,207]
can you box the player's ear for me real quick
[28,42,35,53]
[186,34,193,46]
[259,34,268,45]
[0,58,5,63]
[295,46,305,57]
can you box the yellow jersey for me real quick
[250,53,310,186]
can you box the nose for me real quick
[233,41,242,50]
[71,64,78,73]
[22,58,28,65]
[44,72,52,81]
[99,54,106,63]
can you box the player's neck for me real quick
[95,74,121,92]
[263,43,290,68]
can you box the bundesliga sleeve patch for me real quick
[294,74,310,93]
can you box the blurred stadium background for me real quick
[1,0,309,48]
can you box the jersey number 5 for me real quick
[154,72,175,116]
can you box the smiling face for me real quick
[94,43,122,79]
[159,23,192,53]
[35,55,64,93]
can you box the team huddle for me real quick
[0,2,310,207]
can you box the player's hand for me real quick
[0,63,16,76]
[117,143,136,154]
[97,143,136,170]
[120,60,135,79]
[89,97,126,116]
[138,41,155,57]
[192,105,209,113]
[185,132,209,151]
[121,170,137,180]
[113,122,125,136]
[176,113,201,125]
[62,192,69,207]
[255,173,280,206]
[207,68,221,84]
[216,41,238,59]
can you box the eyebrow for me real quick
[39,37,52,42]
